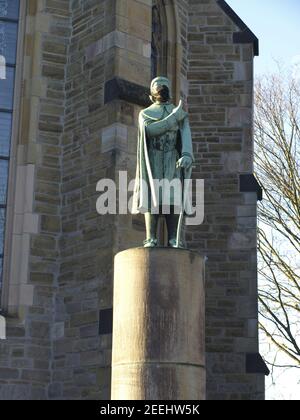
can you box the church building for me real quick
[0,0,268,399]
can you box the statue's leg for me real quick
[144,212,159,247]
[165,207,180,247]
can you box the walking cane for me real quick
[176,165,193,248]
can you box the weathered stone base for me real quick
[112,364,206,400]
[111,248,206,400]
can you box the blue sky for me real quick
[226,0,300,76]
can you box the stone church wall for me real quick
[0,0,265,400]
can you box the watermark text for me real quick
[96,171,204,226]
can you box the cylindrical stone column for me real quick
[111,248,206,400]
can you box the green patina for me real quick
[132,77,194,248]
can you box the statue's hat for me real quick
[150,76,172,103]
[150,76,171,95]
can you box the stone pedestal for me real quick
[111,248,206,400]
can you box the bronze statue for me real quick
[132,77,194,248]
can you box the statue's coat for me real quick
[132,102,194,214]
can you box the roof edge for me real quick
[216,0,259,56]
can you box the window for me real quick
[151,0,168,80]
[0,0,20,294]
[151,0,181,105]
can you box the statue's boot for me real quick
[168,238,184,249]
[144,213,159,248]
[166,213,184,248]
[143,238,158,248]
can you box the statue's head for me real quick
[150,77,171,104]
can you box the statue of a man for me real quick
[132,76,194,248]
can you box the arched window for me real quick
[0,0,20,302]
[151,0,168,80]
[151,0,182,103]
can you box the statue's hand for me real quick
[172,100,188,123]
[176,155,193,170]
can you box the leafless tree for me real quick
[254,69,300,368]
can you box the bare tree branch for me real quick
[255,69,300,369]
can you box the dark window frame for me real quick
[0,1,20,296]
[151,1,168,80]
